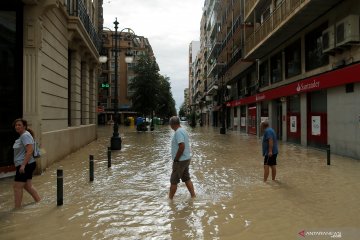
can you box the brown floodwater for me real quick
[0,124,359,240]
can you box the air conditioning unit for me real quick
[322,25,335,53]
[336,15,360,47]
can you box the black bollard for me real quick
[90,155,94,181]
[107,147,111,168]
[57,169,63,206]
[326,144,331,165]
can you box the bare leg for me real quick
[271,166,277,181]
[13,182,26,209]
[263,165,270,182]
[185,180,196,198]
[169,184,177,200]
[24,180,41,202]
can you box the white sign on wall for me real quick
[241,117,246,127]
[290,116,297,133]
[311,116,321,136]
[234,117,238,126]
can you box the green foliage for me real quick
[178,103,186,117]
[129,54,176,118]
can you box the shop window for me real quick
[288,95,300,112]
[271,52,282,83]
[310,90,327,112]
[285,39,301,78]
[261,101,269,121]
[305,23,329,71]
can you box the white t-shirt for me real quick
[13,131,35,167]
[171,127,191,161]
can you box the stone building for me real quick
[0,0,103,175]
[97,30,154,124]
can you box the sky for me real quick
[103,0,204,112]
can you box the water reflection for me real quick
[0,124,360,239]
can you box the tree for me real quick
[129,54,176,120]
[179,102,187,117]
[129,54,160,117]
[156,75,176,118]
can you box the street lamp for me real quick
[101,18,135,150]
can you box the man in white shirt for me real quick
[169,116,196,200]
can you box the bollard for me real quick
[107,147,111,168]
[57,169,63,206]
[90,155,94,181]
[326,144,331,165]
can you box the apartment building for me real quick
[98,32,154,124]
[188,41,200,114]
[194,0,360,159]
[0,0,103,175]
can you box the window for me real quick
[285,39,301,78]
[271,52,282,83]
[305,23,329,71]
[259,60,269,87]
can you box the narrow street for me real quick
[1,124,359,240]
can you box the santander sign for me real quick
[296,79,320,92]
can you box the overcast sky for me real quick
[103,0,204,112]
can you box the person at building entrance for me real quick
[12,118,41,208]
[261,120,279,182]
[169,116,196,199]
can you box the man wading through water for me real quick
[169,116,196,199]
[261,120,279,182]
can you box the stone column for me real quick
[89,64,97,124]
[300,93,307,146]
[70,51,81,126]
[23,8,43,141]
[282,100,287,142]
[81,61,90,125]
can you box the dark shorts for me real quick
[170,159,191,185]
[264,154,277,166]
[15,162,36,182]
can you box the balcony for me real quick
[244,0,260,21]
[244,0,342,59]
[207,60,225,78]
[207,77,219,95]
[66,0,101,52]
[207,40,221,61]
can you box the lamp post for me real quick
[101,18,135,150]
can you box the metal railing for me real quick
[245,0,306,57]
[66,0,101,52]
[244,0,259,20]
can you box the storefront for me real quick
[248,105,257,135]
[225,63,360,152]
[307,90,328,148]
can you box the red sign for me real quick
[226,63,360,107]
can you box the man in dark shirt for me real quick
[261,120,278,182]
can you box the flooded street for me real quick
[1,124,360,240]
